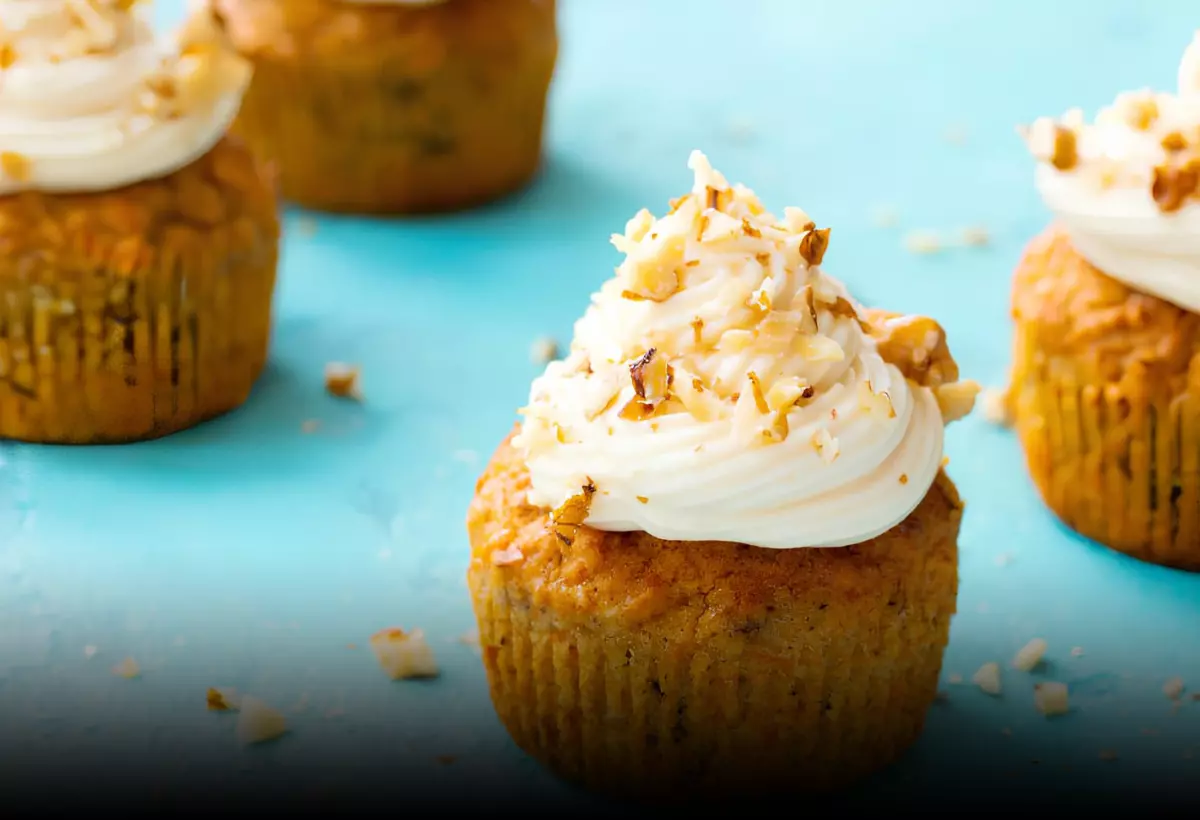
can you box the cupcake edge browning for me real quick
[0,135,280,443]
[1009,225,1200,567]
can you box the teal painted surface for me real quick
[3,0,1199,805]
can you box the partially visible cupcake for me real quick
[1009,30,1200,569]
[0,2,279,443]
[211,0,558,214]
[466,151,980,798]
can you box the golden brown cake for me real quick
[466,151,980,799]
[1007,31,1200,569]
[213,0,558,214]
[0,3,279,443]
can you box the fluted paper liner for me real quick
[0,137,279,443]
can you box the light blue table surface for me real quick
[2,0,1199,809]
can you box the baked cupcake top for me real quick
[0,0,250,195]
[515,151,979,550]
[1022,30,1200,312]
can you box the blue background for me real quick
[1,0,1198,806]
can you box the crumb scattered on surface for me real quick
[869,204,899,228]
[324,363,362,400]
[1099,749,1118,761]
[1071,646,1084,657]
[236,696,289,745]
[1164,677,1185,700]
[112,657,141,679]
[369,627,440,680]
[1013,638,1047,672]
[973,662,1003,696]
[904,231,942,254]
[207,687,240,711]
[959,225,990,246]
[301,419,320,434]
[83,645,97,659]
[530,336,559,365]
[1034,682,1070,717]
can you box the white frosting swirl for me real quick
[0,1,252,195]
[1024,30,1200,313]
[514,151,977,550]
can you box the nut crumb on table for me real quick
[1013,638,1047,671]
[236,696,289,745]
[530,336,559,365]
[207,687,240,711]
[973,662,1003,696]
[112,657,141,679]
[324,363,362,400]
[1034,682,1070,716]
[369,627,440,680]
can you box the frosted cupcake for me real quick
[211,0,558,214]
[1008,31,1200,569]
[466,151,980,798]
[0,2,278,444]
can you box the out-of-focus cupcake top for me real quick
[0,0,251,195]
[1022,30,1200,313]
[514,151,979,550]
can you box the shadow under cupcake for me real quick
[466,151,980,799]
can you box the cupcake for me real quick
[1009,31,1200,569]
[466,151,980,798]
[211,0,558,214]
[0,2,278,444]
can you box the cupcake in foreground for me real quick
[466,151,980,798]
[211,0,558,214]
[1009,31,1200,569]
[0,2,279,444]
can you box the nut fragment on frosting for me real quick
[0,1,252,194]
[513,151,979,549]
[1021,30,1200,313]
[369,627,440,680]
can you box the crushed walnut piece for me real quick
[549,481,595,546]
[798,227,831,266]
[236,696,289,745]
[1151,160,1200,213]
[369,628,440,680]
[324,362,361,400]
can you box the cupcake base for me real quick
[466,432,962,799]
[219,0,558,215]
[1010,226,1200,570]
[0,136,280,444]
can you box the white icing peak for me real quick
[1022,30,1200,313]
[514,151,977,550]
[0,0,252,195]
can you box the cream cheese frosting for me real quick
[0,0,251,195]
[1023,30,1200,313]
[514,151,979,550]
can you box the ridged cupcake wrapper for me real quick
[471,549,956,798]
[229,1,558,214]
[0,140,278,443]
[1012,320,1200,569]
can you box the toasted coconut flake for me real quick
[550,481,596,546]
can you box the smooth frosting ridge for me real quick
[0,0,251,195]
[1023,30,1200,312]
[514,151,978,550]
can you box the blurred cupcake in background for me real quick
[1008,30,1200,569]
[0,1,279,443]
[211,0,558,214]
[466,151,979,798]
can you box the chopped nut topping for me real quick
[636,495,649,504]
[811,428,839,463]
[1151,160,1200,213]
[798,227,831,266]
[1012,638,1047,672]
[369,628,440,680]
[935,380,981,422]
[690,317,705,345]
[1033,682,1070,717]
[746,371,769,414]
[972,662,1002,696]
[1162,131,1189,152]
[236,696,289,745]
[858,380,897,419]
[324,362,361,400]
[629,348,670,403]
[549,481,595,546]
